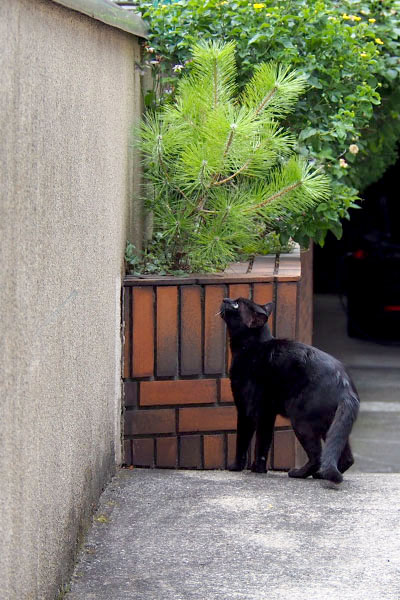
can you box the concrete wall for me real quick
[0,1,144,597]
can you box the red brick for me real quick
[156,437,177,468]
[156,286,178,376]
[204,435,225,469]
[132,287,154,377]
[140,379,216,406]
[228,283,251,300]
[125,409,176,435]
[220,378,234,403]
[123,287,132,378]
[132,438,154,467]
[123,439,132,465]
[179,406,237,432]
[253,282,274,305]
[204,285,226,374]
[124,382,138,408]
[275,282,298,340]
[180,286,202,375]
[253,283,275,335]
[275,414,291,427]
[227,433,237,467]
[180,435,202,468]
[272,429,296,470]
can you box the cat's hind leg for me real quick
[337,441,354,474]
[288,427,322,479]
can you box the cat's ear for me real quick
[249,312,268,328]
[264,302,274,318]
[241,305,268,328]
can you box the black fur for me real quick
[221,297,360,484]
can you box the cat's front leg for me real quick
[229,411,256,471]
[251,413,275,473]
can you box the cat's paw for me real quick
[288,467,308,478]
[228,462,245,472]
[251,461,267,473]
[320,466,343,484]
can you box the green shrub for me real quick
[139,0,400,246]
[134,41,330,273]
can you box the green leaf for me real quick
[299,127,318,141]
[386,69,399,81]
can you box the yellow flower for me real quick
[253,3,266,8]
[375,38,384,45]
[342,13,351,20]
[360,52,368,58]
[354,16,362,21]
[369,18,376,23]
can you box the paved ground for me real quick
[67,469,400,600]
[66,293,400,600]
[313,294,400,473]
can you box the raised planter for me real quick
[122,245,313,470]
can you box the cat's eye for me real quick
[232,302,239,309]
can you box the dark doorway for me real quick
[314,158,400,342]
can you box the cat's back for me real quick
[231,335,352,388]
[266,338,343,371]
[264,338,356,391]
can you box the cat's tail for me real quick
[319,388,360,483]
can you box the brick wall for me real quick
[122,248,311,470]
[298,244,314,346]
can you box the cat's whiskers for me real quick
[215,310,222,316]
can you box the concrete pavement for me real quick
[66,293,400,600]
[67,469,400,600]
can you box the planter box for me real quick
[122,245,313,470]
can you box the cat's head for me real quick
[220,297,274,334]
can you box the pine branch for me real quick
[157,145,191,203]
[212,159,251,186]
[251,180,303,210]
[255,87,277,116]
[213,57,218,108]
[223,124,237,158]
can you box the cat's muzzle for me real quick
[218,297,238,318]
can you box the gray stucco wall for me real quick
[0,1,143,597]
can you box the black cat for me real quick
[220,297,360,483]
